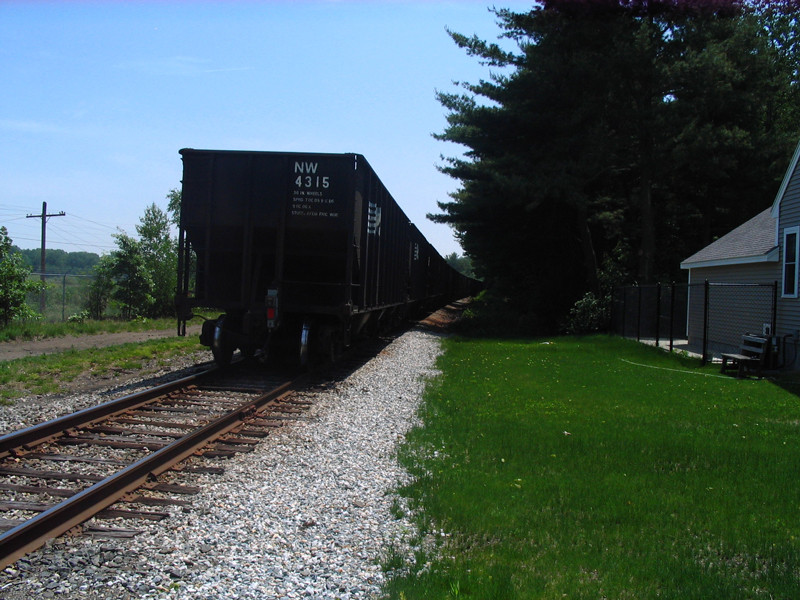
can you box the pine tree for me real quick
[432,0,797,332]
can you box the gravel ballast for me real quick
[0,328,442,599]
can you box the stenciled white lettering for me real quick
[294,161,319,174]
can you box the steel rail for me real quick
[0,379,294,570]
[0,370,215,459]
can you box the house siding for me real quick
[778,154,800,340]
[689,263,779,286]
[677,138,800,367]
[686,263,779,355]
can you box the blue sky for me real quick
[0,0,531,259]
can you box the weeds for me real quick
[0,311,213,343]
[0,317,179,343]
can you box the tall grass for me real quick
[385,335,800,599]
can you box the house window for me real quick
[783,226,799,297]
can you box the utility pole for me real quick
[26,201,66,314]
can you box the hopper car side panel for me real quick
[408,224,428,302]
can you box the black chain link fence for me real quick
[611,281,777,364]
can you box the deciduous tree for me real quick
[86,199,178,320]
[108,233,153,320]
[136,203,176,317]
[0,227,43,326]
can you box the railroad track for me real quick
[0,363,314,570]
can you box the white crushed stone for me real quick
[0,328,441,599]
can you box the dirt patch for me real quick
[0,325,202,362]
[418,299,470,332]
[49,348,213,399]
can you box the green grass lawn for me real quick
[385,335,800,599]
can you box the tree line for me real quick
[431,0,800,333]
[14,248,100,275]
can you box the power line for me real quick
[0,203,42,212]
[47,220,115,251]
[68,212,123,231]
[19,237,115,251]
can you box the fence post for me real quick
[669,282,675,352]
[636,285,642,342]
[622,287,627,337]
[608,286,619,335]
[702,279,710,365]
[62,274,67,322]
[655,282,661,348]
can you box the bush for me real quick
[563,291,609,334]
[68,310,90,324]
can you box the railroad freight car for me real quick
[175,149,477,366]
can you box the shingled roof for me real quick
[680,208,778,269]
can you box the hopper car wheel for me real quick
[212,317,235,367]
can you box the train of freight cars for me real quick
[175,149,480,367]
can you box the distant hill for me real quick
[13,246,100,275]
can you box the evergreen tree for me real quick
[432,0,798,332]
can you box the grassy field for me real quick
[384,335,800,599]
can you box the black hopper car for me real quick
[175,149,480,367]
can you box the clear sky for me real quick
[0,0,531,259]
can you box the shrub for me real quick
[563,291,609,334]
